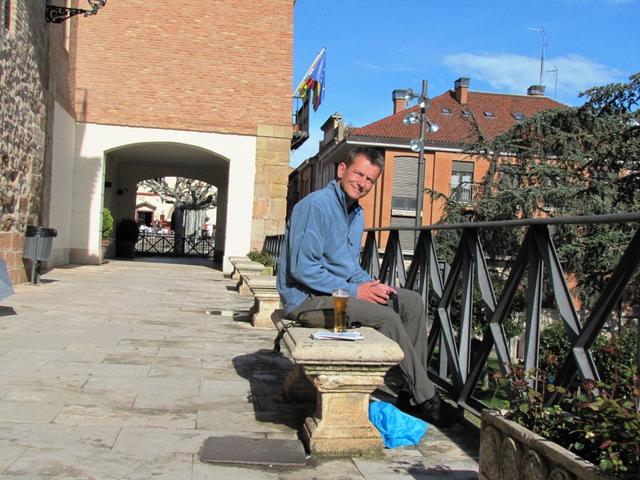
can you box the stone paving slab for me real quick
[0,258,479,478]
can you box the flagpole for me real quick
[294,47,326,96]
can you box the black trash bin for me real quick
[23,225,58,284]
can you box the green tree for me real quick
[437,73,640,308]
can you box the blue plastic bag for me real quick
[369,400,429,448]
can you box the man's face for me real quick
[337,154,382,203]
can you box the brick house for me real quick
[1,0,295,282]
[289,78,564,250]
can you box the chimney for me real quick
[527,85,545,96]
[454,77,470,105]
[392,89,409,114]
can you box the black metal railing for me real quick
[263,234,285,275]
[135,232,215,258]
[362,212,640,415]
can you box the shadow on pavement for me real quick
[232,349,314,432]
[393,461,479,479]
[0,306,16,316]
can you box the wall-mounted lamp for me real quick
[46,0,107,24]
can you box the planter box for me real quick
[480,410,609,480]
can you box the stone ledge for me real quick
[480,410,607,480]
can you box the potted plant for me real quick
[115,218,140,259]
[101,208,114,260]
[247,250,275,276]
[480,323,639,479]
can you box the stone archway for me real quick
[104,142,228,263]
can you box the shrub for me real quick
[247,250,274,267]
[502,340,640,478]
[102,208,114,240]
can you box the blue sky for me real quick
[290,0,639,167]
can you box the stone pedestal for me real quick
[250,292,281,329]
[302,368,392,455]
[276,321,404,456]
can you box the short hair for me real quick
[343,147,384,170]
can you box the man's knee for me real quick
[397,288,423,312]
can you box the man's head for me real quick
[336,147,384,205]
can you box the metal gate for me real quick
[135,232,215,257]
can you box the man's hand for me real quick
[356,280,397,304]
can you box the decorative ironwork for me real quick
[362,212,640,415]
[46,0,107,23]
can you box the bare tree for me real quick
[139,177,216,210]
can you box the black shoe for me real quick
[395,389,413,412]
[396,391,463,428]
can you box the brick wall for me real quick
[0,0,49,285]
[47,6,77,116]
[74,0,294,135]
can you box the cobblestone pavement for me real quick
[0,258,479,479]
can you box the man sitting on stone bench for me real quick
[276,146,462,428]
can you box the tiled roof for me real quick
[349,90,565,148]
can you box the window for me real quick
[483,111,495,118]
[461,110,472,118]
[441,108,452,115]
[392,196,417,212]
[450,161,474,203]
[3,0,11,31]
[512,112,526,122]
[391,156,419,251]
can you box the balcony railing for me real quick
[449,181,484,203]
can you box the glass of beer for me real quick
[332,288,349,333]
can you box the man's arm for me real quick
[287,202,359,297]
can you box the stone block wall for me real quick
[0,1,49,285]
[252,124,292,251]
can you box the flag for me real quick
[295,48,326,111]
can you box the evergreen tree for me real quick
[437,73,640,308]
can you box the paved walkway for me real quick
[0,259,479,479]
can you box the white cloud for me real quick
[354,60,418,73]
[443,52,623,103]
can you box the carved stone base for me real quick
[301,370,388,455]
[250,296,281,329]
[479,410,606,480]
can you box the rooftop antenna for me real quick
[546,65,558,99]
[527,27,547,86]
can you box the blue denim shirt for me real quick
[277,180,372,315]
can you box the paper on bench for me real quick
[311,331,364,341]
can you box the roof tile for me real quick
[350,90,565,147]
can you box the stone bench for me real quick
[274,318,404,456]
[229,258,264,282]
[245,276,281,329]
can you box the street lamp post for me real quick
[403,80,439,239]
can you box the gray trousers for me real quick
[289,288,435,404]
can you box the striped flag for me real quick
[295,48,326,111]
